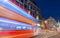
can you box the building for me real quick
[55,20,60,28]
[14,0,42,21]
[0,0,42,38]
[45,17,57,29]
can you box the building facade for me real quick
[45,17,57,29]
[0,0,42,38]
[10,0,42,21]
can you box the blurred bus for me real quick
[0,0,41,38]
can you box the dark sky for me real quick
[34,0,60,20]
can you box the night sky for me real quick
[35,0,60,20]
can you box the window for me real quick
[30,5,33,12]
[31,5,33,9]
[27,3,32,11]
[32,8,35,13]
[15,0,20,3]
[24,4,27,9]
[15,0,23,5]
[34,13,36,18]
[34,11,36,18]
[25,0,27,2]
[24,0,29,3]
[20,0,23,3]
[28,3,31,10]
[36,11,39,15]
[36,15,39,20]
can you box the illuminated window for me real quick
[16,26,21,30]
[26,26,32,30]
[22,26,26,29]
[0,27,3,30]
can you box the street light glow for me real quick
[37,24,40,26]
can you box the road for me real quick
[32,34,60,38]
[32,31,58,38]
[0,30,34,38]
[48,34,60,38]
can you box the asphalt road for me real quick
[32,34,60,38]
[48,34,60,38]
[32,34,46,38]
